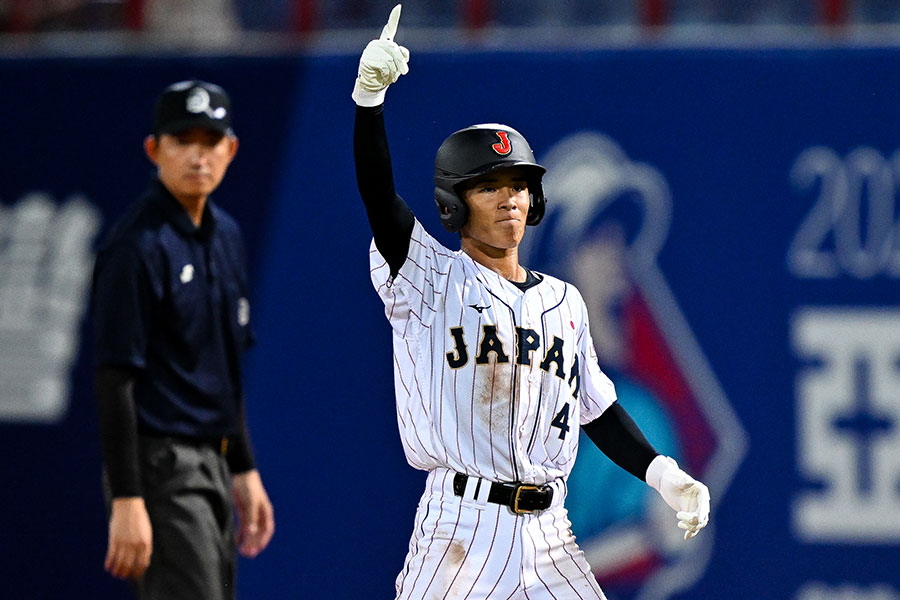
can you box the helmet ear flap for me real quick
[526,181,546,226]
[434,186,469,233]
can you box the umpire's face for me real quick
[144,127,238,204]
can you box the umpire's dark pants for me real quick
[105,436,236,600]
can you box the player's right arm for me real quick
[352,4,413,277]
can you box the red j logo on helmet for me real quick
[492,131,512,155]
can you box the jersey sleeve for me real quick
[91,242,154,370]
[574,291,618,424]
[370,219,451,337]
[355,105,415,276]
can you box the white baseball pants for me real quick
[395,468,607,600]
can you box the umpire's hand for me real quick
[232,469,275,557]
[105,497,153,580]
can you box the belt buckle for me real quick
[513,484,541,514]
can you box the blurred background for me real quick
[3,0,900,32]
[2,1,900,599]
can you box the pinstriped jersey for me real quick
[370,219,617,485]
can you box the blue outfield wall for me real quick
[2,46,900,600]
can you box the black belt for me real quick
[452,473,553,514]
[139,433,230,456]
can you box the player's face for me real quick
[144,128,238,203]
[460,168,530,250]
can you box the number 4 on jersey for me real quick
[551,402,570,440]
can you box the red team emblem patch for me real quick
[492,131,512,155]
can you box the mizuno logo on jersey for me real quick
[445,325,581,396]
[468,304,490,313]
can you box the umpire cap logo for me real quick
[186,87,227,120]
[492,131,512,155]
[186,87,210,113]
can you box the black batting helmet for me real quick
[433,123,547,233]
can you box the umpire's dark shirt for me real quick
[92,178,253,440]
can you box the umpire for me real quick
[91,80,274,599]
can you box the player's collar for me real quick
[509,267,543,291]
[465,255,543,293]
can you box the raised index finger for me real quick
[380,4,402,41]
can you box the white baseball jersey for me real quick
[370,219,618,485]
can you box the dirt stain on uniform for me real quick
[437,541,468,600]
[474,360,513,439]
[447,540,466,566]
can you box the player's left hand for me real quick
[232,469,275,557]
[646,455,710,540]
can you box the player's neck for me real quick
[462,241,525,282]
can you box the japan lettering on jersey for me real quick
[370,220,617,485]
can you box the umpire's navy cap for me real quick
[153,80,233,136]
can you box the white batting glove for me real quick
[646,455,710,540]
[351,4,410,107]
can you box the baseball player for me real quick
[352,6,711,599]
